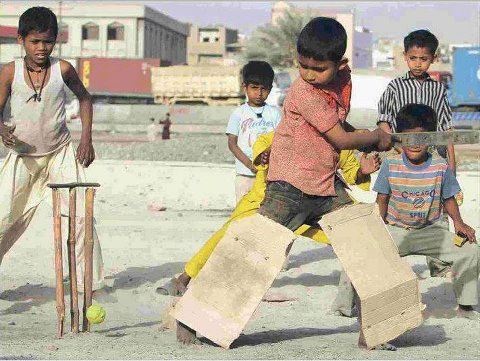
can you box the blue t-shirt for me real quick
[373,153,460,229]
[226,103,282,176]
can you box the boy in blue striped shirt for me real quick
[341,106,479,348]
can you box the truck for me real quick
[448,47,480,110]
[78,57,161,104]
[151,64,244,105]
[151,65,292,106]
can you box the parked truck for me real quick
[151,65,244,105]
[151,65,292,106]
[79,57,161,104]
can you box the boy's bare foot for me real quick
[156,273,190,296]
[457,305,480,320]
[176,321,201,345]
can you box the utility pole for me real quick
[58,0,63,57]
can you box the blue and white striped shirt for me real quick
[377,72,453,132]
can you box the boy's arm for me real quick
[372,158,391,222]
[227,134,256,174]
[440,88,456,174]
[324,123,393,151]
[60,60,95,167]
[441,166,474,242]
[376,193,390,222]
[0,63,16,147]
[443,197,476,243]
[447,143,456,175]
[294,84,394,151]
[377,86,395,131]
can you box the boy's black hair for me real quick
[404,30,438,55]
[241,61,274,88]
[18,7,58,38]
[297,17,347,62]
[396,104,437,133]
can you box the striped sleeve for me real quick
[372,158,391,194]
[377,85,396,127]
[436,85,453,131]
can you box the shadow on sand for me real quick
[0,261,184,315]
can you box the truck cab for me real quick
[448,47,480,110]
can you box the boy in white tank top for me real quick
[0,7,104,292]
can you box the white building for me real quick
[0,1,189,65]
[352,26,372,69]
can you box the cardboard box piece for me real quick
[319,203,424,348]
[172,214,296,348]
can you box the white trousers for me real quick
[0,142,104,290]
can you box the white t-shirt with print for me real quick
[226,103,282,176]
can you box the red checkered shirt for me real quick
[267,68,352,196]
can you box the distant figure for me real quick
[147,117,158,142]
[159,112,171,140]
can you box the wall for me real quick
[143,19,187,64]
[187,25,238,65]
[353,29,372,69]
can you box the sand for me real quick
[1,154,479,359]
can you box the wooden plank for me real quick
[392,130,479,146]
[172,214,296,348]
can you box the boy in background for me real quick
[337,105,478,349]
[226,61,281,202]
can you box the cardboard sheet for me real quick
[172,214,296,348]
[320,203,423,348]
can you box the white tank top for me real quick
[7,57,71,156]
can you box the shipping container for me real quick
[78,57,161,104]
[449,47,480,109]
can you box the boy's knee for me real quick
[453,243,480,267]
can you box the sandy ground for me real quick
[1,154,479,360]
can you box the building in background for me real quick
[187,24,241,65]
[0,1,188,65]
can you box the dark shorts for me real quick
[258,177,353,232]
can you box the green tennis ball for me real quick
[86,304,106,324]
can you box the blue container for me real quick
[449,47,480,107]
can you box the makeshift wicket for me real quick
[47,182,100,338]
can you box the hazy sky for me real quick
[147,1,480,44]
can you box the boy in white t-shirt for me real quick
[226,61,281,202]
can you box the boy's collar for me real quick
[403,71,433,81]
